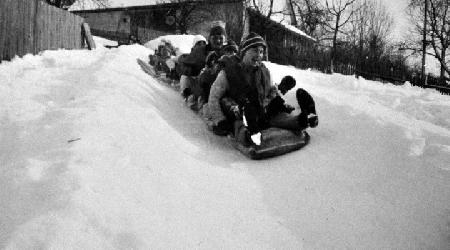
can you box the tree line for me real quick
[247,0,448,86]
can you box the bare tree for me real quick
[157,0,209,34]
[288,0,326,38]
[286,0,298,26]
[366,1,393,44]
[245,0,276,18]
[349,0,393,63]
[407,0,450,84]
[323,0,357,72]
[348,1,368,59]
[173,1,200,34]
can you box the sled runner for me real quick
[137,58,310,159]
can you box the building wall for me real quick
[187,1,245,43]
[130,8,177,43]
[73,1,245,44]
[78,11,130,34]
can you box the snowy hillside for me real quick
[1,38,450,249]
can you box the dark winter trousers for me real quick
[220,97,305,137]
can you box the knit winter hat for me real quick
[209,25,226,37]
[239,32,267,57]
[222,40,239,54]
[192,35,207,47]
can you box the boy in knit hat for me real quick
[207,32,318,145]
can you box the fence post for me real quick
[82,22,96,50]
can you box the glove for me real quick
[181,87,192,99]
[297,113,319,129]
[230,105,241,118]
[308,113,318,128]
[266,96,284,117]
[284,104,295,113]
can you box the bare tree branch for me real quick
[323,0,357,72]
[407,0,450,83]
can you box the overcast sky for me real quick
[381,0,410,41]
[274,0,412,42]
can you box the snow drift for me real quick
[1,37,449,249]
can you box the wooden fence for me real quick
[0,0,85,62]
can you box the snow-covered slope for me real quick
[1,41,449,249]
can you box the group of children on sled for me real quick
[151,25,318,146]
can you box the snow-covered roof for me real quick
[69,0,169,11]
[268,12,315,41]
[69,0,239,11]
[246,8,315,42]
[276,18,316,42]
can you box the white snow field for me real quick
[1,37,450,249]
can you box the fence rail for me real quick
[0,0,85,62]
[424,85,450,95]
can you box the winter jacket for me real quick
[207,58,278,124]
[178,44,220,77]
[198,67,219,102]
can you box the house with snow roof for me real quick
[71,0,245,44]
[71,0,315,66]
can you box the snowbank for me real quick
[93,36,118,47]
[0,45,301,249]
[1,40,450,249]
[144,35,198,55]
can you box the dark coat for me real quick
[207,56,278,124]
[178,44,220,76]
[198,67,219,102]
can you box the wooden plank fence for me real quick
[0,0,85,62]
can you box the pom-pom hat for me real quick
[239,32,267,57]
[192,35,207,47]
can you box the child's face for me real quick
[195,41,206,48]
[242,46,265,67]
[209,35,225,50]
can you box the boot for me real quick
[296,88,318,128]
[182,87,192,100]
[186,94,197,111]
[297,109,319,129]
